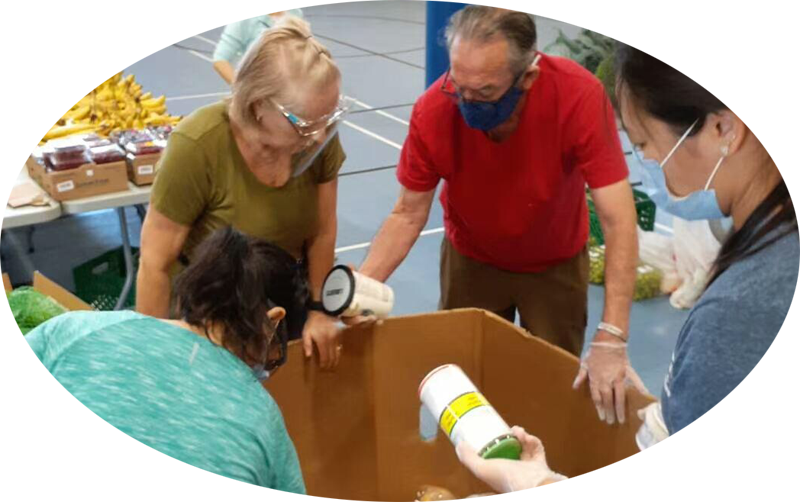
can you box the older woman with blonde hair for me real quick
[137,15,352,369]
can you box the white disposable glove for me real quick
[573,341,649,425]
[455,426,567,493]
[635,402,669,450]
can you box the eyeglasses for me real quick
[440,54,540,103]
[440,68,525,104]
[270,95,354,137]
[264,318,288,373]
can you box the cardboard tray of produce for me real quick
[26,156,128,202]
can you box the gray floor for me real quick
[1,1,687,394]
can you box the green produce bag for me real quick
[588,246,665,301]
[634,264,663,302]
[589,245,606,285]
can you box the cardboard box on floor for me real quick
[23,272,92,311]
[266,309,654,501]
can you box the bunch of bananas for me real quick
[43,72,182,142]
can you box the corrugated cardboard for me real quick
[125,152,161,186]
[3,273,11,293]
[26,156,128,202]
[266,309,654,501]
[31,272,92,311]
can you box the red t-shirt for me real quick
[397,53,628,273]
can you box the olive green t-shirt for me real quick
[151,101,345,267]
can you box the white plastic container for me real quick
[636,403,669,502]
[418,364,521,459]
[321,265,395,319]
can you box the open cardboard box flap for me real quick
[31,272,92,311]
[266,309,654,501]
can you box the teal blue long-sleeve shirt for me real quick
[25,310,306,492]
[213,11,305,64]
[214,16,273,64]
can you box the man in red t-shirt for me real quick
[359,7,641,425]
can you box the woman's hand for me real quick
[341,313,380,328]
[302,310,342,370]
[455,426,567,493]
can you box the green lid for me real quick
[480,436,522,460]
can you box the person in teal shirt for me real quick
[25,227,310,491]
[213,10,305,84]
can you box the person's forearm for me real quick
[599,219,638,336]
[534,476,567,502]
[503,474,569,502]
[212,60,235,85]
[306,223,337,302]
[360,214,425,283]
[135,263,172,318]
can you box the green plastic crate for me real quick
[73,247,139,311]
[588,188,656,246]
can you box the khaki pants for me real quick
[439,238,589,357]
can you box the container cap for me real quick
[481,436,522,460]
[321,265,355,317]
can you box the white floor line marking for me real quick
[187,49,214,63]
[350,97,410,126]
[335,227,444,254]
[341,120,402,150]
[193,35,218,46]
[166,92,230,102]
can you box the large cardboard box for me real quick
[125,152,161,186]
[26,156,128,202]
[266,309,654,501]
[6,271,92,311]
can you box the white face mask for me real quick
[637,119,727,221]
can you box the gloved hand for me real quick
[572,341,648,425]
[670,268,707,309]
[635,402,669,450]
[455,426,567,493]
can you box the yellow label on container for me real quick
[439,392,489,437]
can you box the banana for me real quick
[50,72,175,139]
[43,123,97,141]
[96,88,114,101]
[63,105,91,121]
[144,114,171,126]
[148,105,167,116]
[141,95,166,109]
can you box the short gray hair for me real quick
[445,7,538,75]
[230,15,340,128]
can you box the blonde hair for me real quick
[230,16,340,127]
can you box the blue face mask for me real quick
[458,85,525,131]
[637,119,727,221]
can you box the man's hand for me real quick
[572,338,648,424]
[302,310,342,370]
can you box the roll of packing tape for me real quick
[418,364,521,460]
[321,265,394,319]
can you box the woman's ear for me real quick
[267,306,286,323]
[713,110,746,156]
